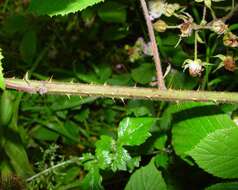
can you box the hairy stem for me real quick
[139,0,166,90]
[5,78,238,103]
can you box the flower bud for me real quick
[153,19,168,32]
[148,0,167,20]
[223,32,238,48]
[164,3,180,17]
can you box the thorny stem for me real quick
[5,78,238,103]
[139,0,166,90]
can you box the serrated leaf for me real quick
[171,102,236,158]
[29,0,104,16]
[205,182,238,190]
[0,50,5,90]
[125,158,167,190]
[95,135,114,169]
[189,127,238,178]
[118,117,156,146]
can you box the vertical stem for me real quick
[194,31,198,60]
[139,0,166,90]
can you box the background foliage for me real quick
[0,0,238,189]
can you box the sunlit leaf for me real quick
[118,117,156,146]
[125,158,167,190]
[189,127,238,178]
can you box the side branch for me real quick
[139,0,166,90]
[5,78,238,103]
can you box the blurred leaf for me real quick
[20,30,37,63]
[107,74,131,85]
[166,69,198,90]
[126,100,154,117]
[30,126,59,141]
[81,167,104,190]
[205,182,238,190]
[118,117,156,146]
[3,15,28,35]
[189,127,238,178]
[98,2,127,23]
[125,158,167,190]
[4,137,34,177]
[41,117,80,142]
[102,25,129,41]
[29,0,104,16]
[154,153,169,169]
[131,64,155,85]
[172,102,237,157]
[0,50,5,90]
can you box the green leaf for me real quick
[172,102,236,157]
[95,135,114,169]
[30,126,59,141]
[0,50,5,90]
[126,100,154,117]
[189,127,238,179]
[166,69,198,90]
[118,117,156,146]
[205,182,238,190]
[125,158,167,190]
[29,0,104,16]
[4,138,34,177]
[98,2,127,23]
[20,30,37,63]
[81,167,104,190]
[131,64,155,85]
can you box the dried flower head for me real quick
[223,32,238,48]
[211,20,228,35]
[180,19,193,37]
[183,59,205,77]
[214,54,236,72]
[153,19,168,32]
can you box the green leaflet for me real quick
[125,158,167,190]
[29,0,104,16]
[0,49,5,90]
[189,127,238,179]
[118,117,156,146]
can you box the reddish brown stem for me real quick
[139,0,166,90]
